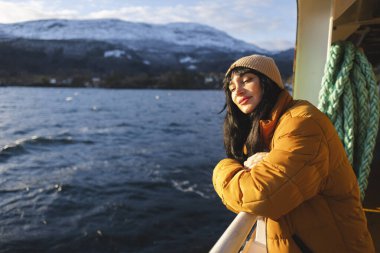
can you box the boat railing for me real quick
[210,212,257,253]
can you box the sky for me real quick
[0,0,297,51]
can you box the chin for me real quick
[241,108,254,114]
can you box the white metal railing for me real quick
[210,212,257,253]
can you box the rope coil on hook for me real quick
[318,41,380,200]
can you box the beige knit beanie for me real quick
[225,54,284,89]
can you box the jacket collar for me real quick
[260,90,293,149]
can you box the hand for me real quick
[243,152,268,169]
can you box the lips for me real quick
[238,96,251,105]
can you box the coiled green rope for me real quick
[318,41,380,200]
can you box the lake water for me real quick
[0,87,235,253]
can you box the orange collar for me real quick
[260,90,293,149]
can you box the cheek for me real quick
[231,93,238,105]
[253,86,263,99]
[257,90,263,100]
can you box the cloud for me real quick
[0,0,296,51]
[0,0,78,23]
[254,40,295,51]
[87,5,191,23]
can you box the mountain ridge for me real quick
[0,19,294,89]
[0,19,268,53]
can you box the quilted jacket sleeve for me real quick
[213,116,329,220]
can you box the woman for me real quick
[212,55,375,252]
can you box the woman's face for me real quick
[228,72,263,114]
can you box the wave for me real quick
[0,134,95,160]
[162,127,197,135]
[168,122,183,127]
[171,180,210,199]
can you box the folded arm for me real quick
[213,116,328,220]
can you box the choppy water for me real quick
[0,87,235,253]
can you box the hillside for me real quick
[0,19,294,89]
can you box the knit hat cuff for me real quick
[226,54,284,89]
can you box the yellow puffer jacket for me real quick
[213,91,375,253]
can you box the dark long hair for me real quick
[223,67,282,163]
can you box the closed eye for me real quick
[243,78,252,84]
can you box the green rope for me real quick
[318,41,380,200]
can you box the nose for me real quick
[235,83,244,95]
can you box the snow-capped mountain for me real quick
[0,19,293,89]
[0,19,267,53]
